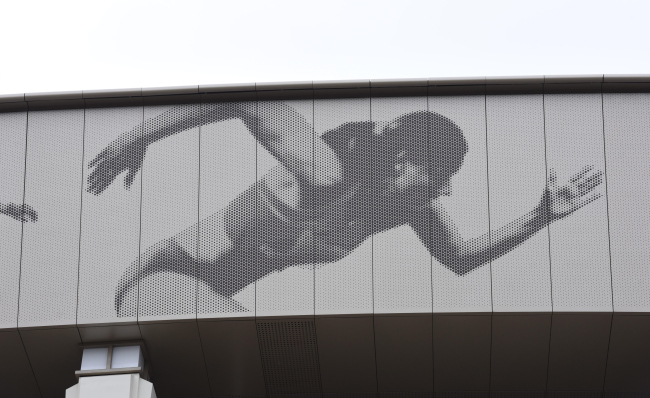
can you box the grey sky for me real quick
[1,0,648,95]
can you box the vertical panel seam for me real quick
[135,100,145,339]
[309,92,324,397]
[485,92,494,393]
[599,86,616,394]
[428,93,436,394]
[195,101,214,397]
[541,92,554,393]
[15,106,43,397]
[599,88,616,313]
[16,106,29,330]
[252,91,270,398]
[541,92,554,313]
[369,89,380,398]
[74,103,87,334]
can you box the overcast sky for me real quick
[1,0,648,95]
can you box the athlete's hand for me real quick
[87,133,146,195]
[541,165,603,222]
[1,202,38,222]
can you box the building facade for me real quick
[0,75,649,397]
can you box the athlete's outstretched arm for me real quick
[0,202,38,222]
[410,166,603,275]
[87,102,342,194]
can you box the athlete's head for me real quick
[374,111,468,196]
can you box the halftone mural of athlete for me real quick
[85,102,603,315]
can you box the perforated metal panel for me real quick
[602,93,650,311]
[544,94,612,312]
[0,112,27,330]
[313,97,373,315]
[428,96,491,313]
[138,104,200,321]
[370,96,431,314]
[257,320,321,395]
[77,106,144,324]
[256,100,316,317]
[486,95,551,312]
[197,101,257,318]
[19,109,84,327]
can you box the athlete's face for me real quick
[389,151,453,198]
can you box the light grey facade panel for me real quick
[602,93,650,312]
[543,94,612,312]
[77,106,144,325]
[428,95,492,313]
[371,96,432,314]
[19,109,84,327]
[256,100,316,317]
[486,95,552,312]
[197,102,257,318]
[313,98,374,316]
[0,112,27,330]
[138,104,200,321]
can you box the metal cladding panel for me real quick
[19,109,84,327]
[428,96,491,313]
[0,112,27,330]
[0,330,40,397]
[374,315,434,393]
[486,95,552,312]
[432,314,491,391]
[490,314,552,391]
[138,104,200,321]
[546,313,611,391]
[20,327,82,398]
[197,102,256,319]
[139,321,212,398]
[543,94,612,312]
[316,316,377,394]
[603,315,650,391]
[602,93,650,311]
[256,100,316,317]
[313,97,374,315]
[198,319,266,396]
[371,96,432,314]
[257,319,322,395]
[78,106,144,325]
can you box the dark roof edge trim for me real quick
[2,74,650,107]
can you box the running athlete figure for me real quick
[85,102,603,315]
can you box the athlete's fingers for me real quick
[576,192,602,208]
[549,168,558,187]
[124,169,137,189]
[577,174,603,194]
[569,165,594,183]
[88,149,110,168]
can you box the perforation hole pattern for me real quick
[257,320,321,394]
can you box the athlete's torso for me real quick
[256,165,426,263]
